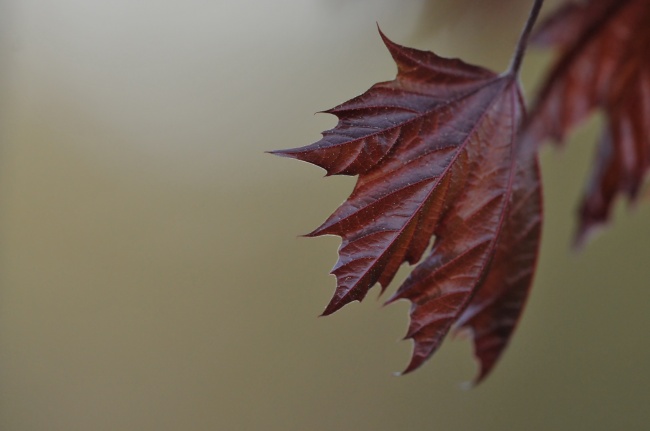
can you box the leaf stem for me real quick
[508,0,545,75]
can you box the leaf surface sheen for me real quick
[274,31,542,381]
[528,0,650,244]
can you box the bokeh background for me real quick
[1,1,649,430]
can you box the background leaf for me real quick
[528,0,650,244]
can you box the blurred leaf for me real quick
[527,0,650,245]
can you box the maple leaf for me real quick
[527,0,650,244]
[273,23,542,381]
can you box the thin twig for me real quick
[508,0,545,75]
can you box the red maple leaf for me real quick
[527,0,650,244]
[273,26,542,381]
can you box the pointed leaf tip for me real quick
[267,148,298,159]
[321,297,352,317]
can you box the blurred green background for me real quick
[1,1,649,430]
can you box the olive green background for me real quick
[1,1,648,430]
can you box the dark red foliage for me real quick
[273,30,542,381]
[528,0,650,244]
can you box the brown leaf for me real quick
[273,30,542,380]
[528,0,650,244]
